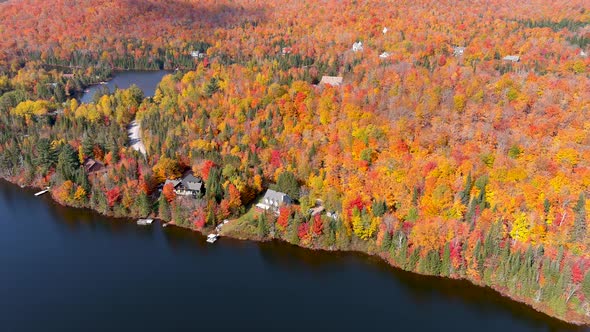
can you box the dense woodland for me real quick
[0,0,590,324]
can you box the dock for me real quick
[137,218,154,226]
[34,188,50,196]
[206,233,219,243]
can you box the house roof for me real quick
[261,189,291,206]
[319,76,343,87]
[83,158,104,173]
[181,172,202,191]
[164,179,182,188]
[503,55,520,62]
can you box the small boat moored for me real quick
[137,218,154,226]
[206,234,218,244]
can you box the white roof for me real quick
[319,76,343,86]
[503,55,520,62]
[352,41,364,52]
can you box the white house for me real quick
[256,189,292,214]
[379,52,391,59]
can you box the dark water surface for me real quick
[79,71,170,103]
[0,179,587,332]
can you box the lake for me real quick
[79,71,170,103]
[0,179,586,332]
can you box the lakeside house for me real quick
[164,171,204,198]
[83,158,105,174]
[503,55,520,62]
[319,76,343,87]
[256,189,292,214]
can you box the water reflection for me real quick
[255,240,584,332]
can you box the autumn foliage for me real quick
[1,0,590,324]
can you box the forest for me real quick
[0,0,589,324]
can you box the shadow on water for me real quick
[254,240,586,332]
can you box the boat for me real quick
[206,234,218,243]
[137,218,154,226]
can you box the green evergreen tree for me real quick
[206,166,223,202]
[158,195,171,221]
[441,242,451,277]
[582,271,590,299]
[474,239,484,273]
[407,247,420,271]
[35,138,57,171]
[56,144,80,181]
[81,133,94,159]
[138,192,151,217]
[274,171,300,200]
[205,206,215,227]
[381,231,392,251]
[419,249,441,275]
[371,200,387,217]
[257,213,268,238]
[569,193,586,243]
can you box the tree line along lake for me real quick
[0,71,586,331]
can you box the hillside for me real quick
[0,0,590,324]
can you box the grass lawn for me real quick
[220,205,260,238]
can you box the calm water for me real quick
[79,71,170,103]
[0,179,586,332]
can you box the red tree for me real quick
[201,160,216,181]
[162,183,176,202]
[298,222,310,241]
[312,214,324,235]
[277,206,290,229]
[572,262,584,284]
[106,187,121,207]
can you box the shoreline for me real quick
[4,176,588,327]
